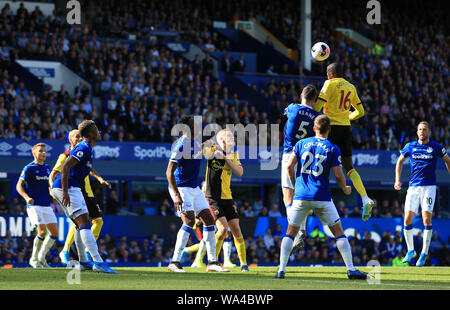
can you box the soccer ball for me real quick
[311,42,331,61]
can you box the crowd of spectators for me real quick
[1,223,449,267]
[0,0,448,150]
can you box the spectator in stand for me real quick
[268,204,282,217]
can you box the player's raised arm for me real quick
[332,166,351,195]
[90,168,111,189]
[394,154,407,190]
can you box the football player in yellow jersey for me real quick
[313,63,374,221]
[195,129,249,272]
[49,129,111,264]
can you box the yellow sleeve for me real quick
[53,154,67,173]
[349,86,365,121]
[314,80,330,112]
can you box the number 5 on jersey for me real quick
[295,121,310,140]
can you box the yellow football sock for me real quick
[91,217,103,240]
[185,243,200,253]
[347,169,367,199]
[63,224,76,252]
[234,236,247,266]
[215,233,226,259]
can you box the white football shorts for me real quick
[52,187,88,220]
[281,151,296,189]
[168,186,210,217]
[26,205,57,226]
[405,185,436,214]
[288,200,340,228]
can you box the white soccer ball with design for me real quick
[311,42,331,61]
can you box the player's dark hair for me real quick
[327,62,342,77]
[314,115,331,134]
[78,120,96,138]
[178,115,194,137]
[302,84,318,102]
[179,115,193,126]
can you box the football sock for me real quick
[279,234,294,272]
[63,224,76,252]
[223,238,233,262]
[233,236,247,266]
[172,224,192,262]
[422,225,432,255]
[336,235,355,271]
[203,225,217,263]
[184,243,200,253]
[74,228,87,262]
[404,224,414,252]
[79,225,103,262]
[32,235,44,262]
[215,233,226,259]
[91,217,103,240]
[38,234,57,262]
[347,169,367,199]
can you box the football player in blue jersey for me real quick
[282,84,320,255]
[275,115,368,280]
[395,121,450,266]
[52,120,117,274]
[166,115,228,273]
[16,143,58,268]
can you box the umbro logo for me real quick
[16,143,32,153]
[0,142,13,152]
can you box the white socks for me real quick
[336,235,355,271]
[79,225,103,262]
[38,234,57,262]
[172,225,192,262]
[74,228,88,262]
[422,226,432,255]
[223,238,233,262]
[203,225,217,263]
[31,235,44,262]
[404,225,414,252]
[278,235,294,273]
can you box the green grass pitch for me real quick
[0,266,449,290]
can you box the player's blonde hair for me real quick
[418,121,430,130]
[31,142,46,151]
